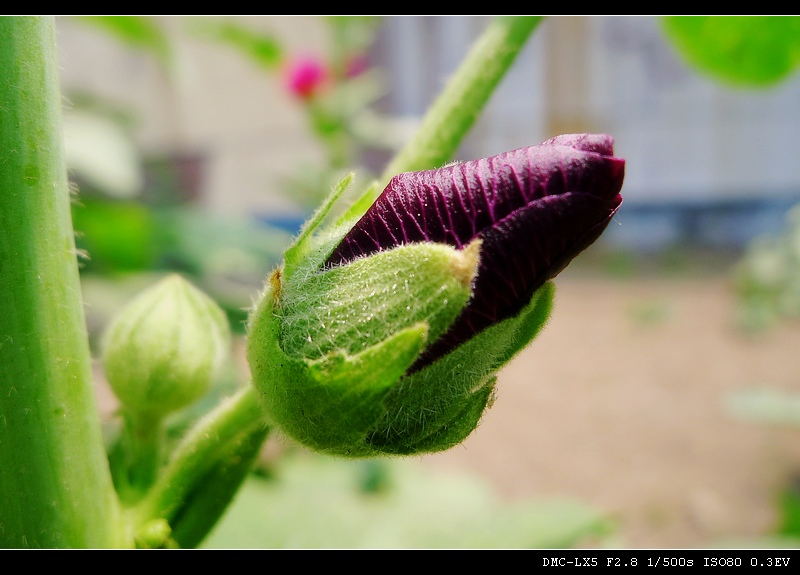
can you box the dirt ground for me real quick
[419,267,800,548]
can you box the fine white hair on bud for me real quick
[247,134,624,457]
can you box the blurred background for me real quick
[55,16,800,548]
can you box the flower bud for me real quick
[102,274,231,418]
[248,134,624,456]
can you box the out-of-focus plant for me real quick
[202,452,611,549]
[75,16,173,69]
[663,16,800,548]
[733,205,800,332]
[191,16,408,210]
[193,16,411,210]
[63,17,293,333]
[66,17,401,332]
[661,16,800,88]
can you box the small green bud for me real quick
[102,274,231,418]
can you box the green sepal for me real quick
[248,242,553,458]
[366,282,554,455]
[283,172,354,281]
[248,241,478,456]
[301,324,429,456]
[247,277,427,456]
[282,174,382,284]
[278,241,479,360]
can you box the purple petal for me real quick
[326,133,624,366]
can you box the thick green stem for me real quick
[0,17,124,548]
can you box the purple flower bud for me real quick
[327,133,624,367]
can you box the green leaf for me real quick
[76,16,171,65]
[661,16,800,87]
[201,454,610,548]
[188,18,283,69]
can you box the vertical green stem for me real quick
[0,17,123,548]
[119,411,165,502]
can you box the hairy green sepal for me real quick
[367,281,554,455]
[248,226,554,457]
[248,240,479,456]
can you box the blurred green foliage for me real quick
[76,16,172,68]
[733,205,800,332]
[202,451,611,549]
[188,19,283,69]
[661,16,800,87]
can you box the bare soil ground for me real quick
[420,268,800,548]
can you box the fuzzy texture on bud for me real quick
[247,134,624,457]
[102,274,231,418]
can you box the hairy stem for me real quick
[134,386,268,545]
[0,16,123,548]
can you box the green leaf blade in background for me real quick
[75,16,171,66]
[188,18,283,70]
[661,16,800,87]
[201,454,610,549]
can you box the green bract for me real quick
[247,175,554,457]
[102,274,231,418]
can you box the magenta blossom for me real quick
[284,56,328,100]
[327,133,625,368]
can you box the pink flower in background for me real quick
[284,56,328,100]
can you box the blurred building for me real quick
[55,16,800,252]
[377,17,800,251]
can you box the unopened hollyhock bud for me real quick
[247,134,624,457]
[102,274,231,419]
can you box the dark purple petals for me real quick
[326,133,624,366]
